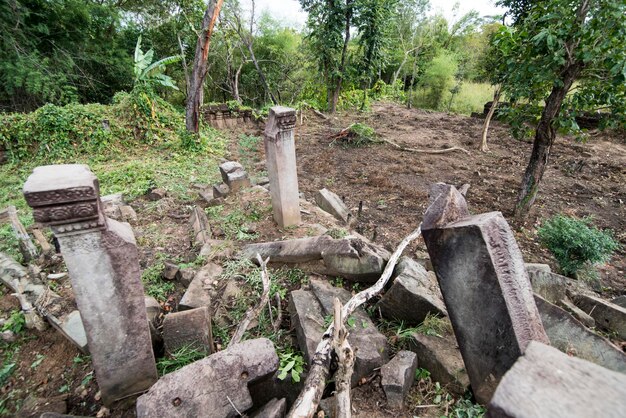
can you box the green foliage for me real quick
[327,228,349,239]
[156,345,207,376]
[414,50,459,110]
[449,396,487,418]
[415,367,431,381]
[0,362,16,387]
[141,257,176,302]
[537,215,619,278]
[333,123,379,147]
[133,35,181,90]
[2,310,26,335]
[205,205,261,241]
[277,349,305,383]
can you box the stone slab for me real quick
[162,307,213,355]
[559,297,595,328]
[309,279,389,386]
[377,257,446,325]
[241,236,342,263]
[381,350,417,409]
[315,188,350,223]
[612,295,626,309]
[487,341,626,418]
[408,332,469,395]
[534,294,626,374]
[572,293,626,340]
[422,190,548,403]
[136,338,278,418]
[288,289,325,364]
[321,238,390,282]
[250,398,287,418]
[179,263,222,310]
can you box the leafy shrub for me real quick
[414,50,459,110]
[277,350,304,383]
[538,215,619,278]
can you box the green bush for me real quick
[538,215,619,278]
[415,51,459,110]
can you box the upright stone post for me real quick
[23,164,158,405]
[421,185,548,404]
[264,106,301,228]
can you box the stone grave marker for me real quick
[23,164,157,405]
[421,184,548,403]
[264,106,301,228]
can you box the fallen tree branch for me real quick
[1,206,38,262]
[11,279,47,331]
[229,253,270,347]
[312,109,329,120]
[287,224,423,418]
[271,292,282,333]
[332,297,354,418]
[382,137,471,156]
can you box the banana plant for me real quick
[134,35,182,90]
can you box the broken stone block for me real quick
[264,106,301,228]
[381,350,417,409]
[198,188,215,205]
[321,238,390,282]
[250,398,287,418]
[309,279,389,386]
[145,296,162,326]
[47,310,88,353]
[162,307,213,355]
[241,236,339,263]
[219,161,251,193]
[526,266,574,304]
[162,261,180,281]
[179,262,222,310]
[571,293,626,340]
[377,257,446,325]
[487,341,626,418]
[189,206,211,246]
[534,295,626,374]
[408,332,470,395]
[24,164,157,405]
[249,371,305,412]
[147,187,167,201]
[136,338,279,418]
[199,239,234,261]
[315,188,350,223]
[213,183,230,198]
[100,193,124,219]
[288,289,325,363]
[422,188,548,404]
[178,268,196,288]
[559,298,595,328]
[612,295,626,309]
[119,205,137,223]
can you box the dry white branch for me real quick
[383,138,471,156]
[332,297,354,418]
[11,280,47,331]
[229,253,270,347]
[287,224,423,418]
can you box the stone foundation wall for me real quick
[201,104,259,129]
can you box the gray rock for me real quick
[136,338,279,418]
[100,193,124,219]
[249,371,306,411]
[119,205,137,223]
[309,279,389,386]
[559,297,595,328]
[178,268,196,288]
[487,341,626,418]
[241,236,340,263]
[377,257,446,325]
[190,206,211,246]
[612,295,626,309]
[179,263,222,310]
[162,307,213,355]
[199,239,235,261]
[162,261,180,281]
[321,238,390,282]
[213,183,230,198]
[534,295,626,374]
[147,187,167,201]
[526,267,576,304]
[48,310,88,353]
[198,189,215,204]
[250,398,286,418]
[571,293,626,340]
[219,161,251,192]
[422,196,548,403]
[408,332,470,395]
[381,350,417,409]
[315,188,350,223]
[288,289,325,363]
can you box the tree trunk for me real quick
[185,0,224,133]
[480,85,501,152]
[514,63,582,217]
[329,0,353,113]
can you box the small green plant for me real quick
[415,367,431,381]
[141,257,176,302]
[538,215,619,278]
[238,134,261,154]
[277,350,305,383]
[2,310,26,335]
[449,396,486,418]
[415,314,452,338]
[330,277,344,288]
[327,228,348,239]
[30,354,44,369]
[332,123,380,147]
[156,345,207,376]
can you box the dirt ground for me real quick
[1,101,624,417]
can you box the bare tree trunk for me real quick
[244,41,277,104]
[185,0,224,133]
[480,85,501,152]
[330,0,353,113]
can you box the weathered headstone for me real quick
[264,106,301,228]
[421,185,548,403]
[162,306,213,354]
[487,341,626,418]
[23,164,157,405]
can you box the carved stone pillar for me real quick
[23,164,157,406]
[264,106,301,228]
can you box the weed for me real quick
[330,277,344,288]
[205,205,259,241]
[238,134,261,155]
[141,256,176,302]
[30,354,44,370]
[0,362,16,387]
[156,345,207,376]
[415,367,431,381]
[277,349,305,383]
[327,228,348,239]
[2,310,26,335]
[538,215,619,278]
[416,314,452,337]
[449,396,486,418]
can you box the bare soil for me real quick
[1,101,624,417]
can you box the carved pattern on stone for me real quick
[33,201,99,223]
[51,218,105,236]
[24,187,97,206]
[277,113,297,130]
